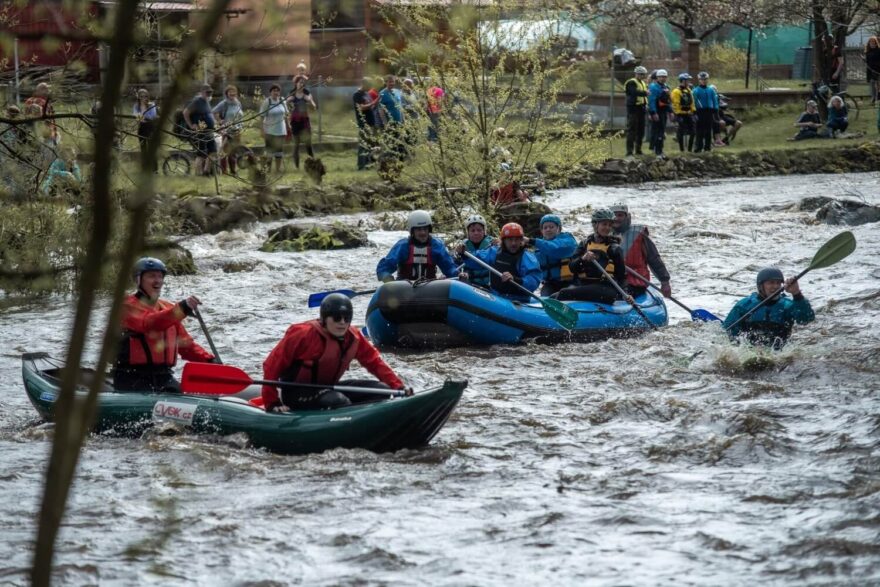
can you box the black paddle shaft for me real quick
[625,267,695,314]
[590,259,658,330]
[194,308,222,364]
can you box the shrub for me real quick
[701,42,748,80]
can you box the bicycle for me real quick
[162,132,255,176]
[807,81,860,120]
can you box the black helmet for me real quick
[132,257,167,282]
[319,293,354,324]
[756,267,784,289]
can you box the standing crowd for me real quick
[625,67,742,159]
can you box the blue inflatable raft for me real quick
[365,280,668,348]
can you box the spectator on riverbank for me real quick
[826,95,849,137]
[260,84,289,172]
[25,82,58,145]
[865,36,880,104]
[717,94,742,145]
[624,66,649,157]
[183,84,217,176]
[692,72,719,153]
[647,69,672,159]
[426,83,445,142]
[134,89,159,172]
[353,77,379,170]
[789,100,824,141]
[42,146,82,195]
[287,75,317,169]
[212,85,245,175]
[379,75,406,159]
[671,72,695,152]
[829,45,844,95]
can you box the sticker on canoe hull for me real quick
[471,288,495,301]
[152,401,196,425]
[39,391,58,402]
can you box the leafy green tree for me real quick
[368,4,606,228]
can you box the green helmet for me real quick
[591,208,614,223]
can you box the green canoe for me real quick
[22,352,466,455]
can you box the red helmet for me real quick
[500,222,524,239]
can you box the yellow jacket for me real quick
[671,87,696,115]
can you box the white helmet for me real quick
[656,69,668,77]
[633,66,648,75]
[407,210,432,230]
[465,214,487,230]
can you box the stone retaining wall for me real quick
[574,141,880,186]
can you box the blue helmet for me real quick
[678,73,691,81]
[539,214,562,229]
[132,257,167,282]
[756,267,784,289]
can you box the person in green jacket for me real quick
[723,267,815,348]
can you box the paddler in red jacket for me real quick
[610,203,672,298]
[261,293,410,412]
[113,257,215,392]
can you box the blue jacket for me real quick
[648,81,671,114]
[533,232,578,283]
[471,245,541,301]
[42,158,82,193]
[376,236,459,281]
[454,235,494,287]
[723,292,815,346]
[692,85,719,111]
[378,88,403,123]
[827,104,848,126]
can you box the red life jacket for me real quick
[280,320,360,385]
[119,296,184,367]
[398,240,436,280]
[619,224,650,287]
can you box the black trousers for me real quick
[676,114,695,152]
[695,109,714,152]
[540,280,570,297]
[280,379,392,410]
[137,120,158,171]
[625,107,646,155]
[114,366,180,393]
[650,113,667,155]
[552,283,619,304]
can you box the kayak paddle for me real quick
[463,251,578,331]
[193,307,223,363]
[308,288,377,308]
[624,267,720,322]
[180,362,405,398]
[724,230,857,332]
[588,259,658,330]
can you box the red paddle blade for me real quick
[180,362,254,395]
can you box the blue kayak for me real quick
[365,280,668,348]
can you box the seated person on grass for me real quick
[790,100,823,141]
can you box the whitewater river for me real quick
[1,173,879,585]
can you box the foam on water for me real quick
[1,173,878,585]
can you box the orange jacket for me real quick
[261,319,403,409]
[117,293,214,368]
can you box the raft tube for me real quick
[365,280,668,348]
[21,353,465,455]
